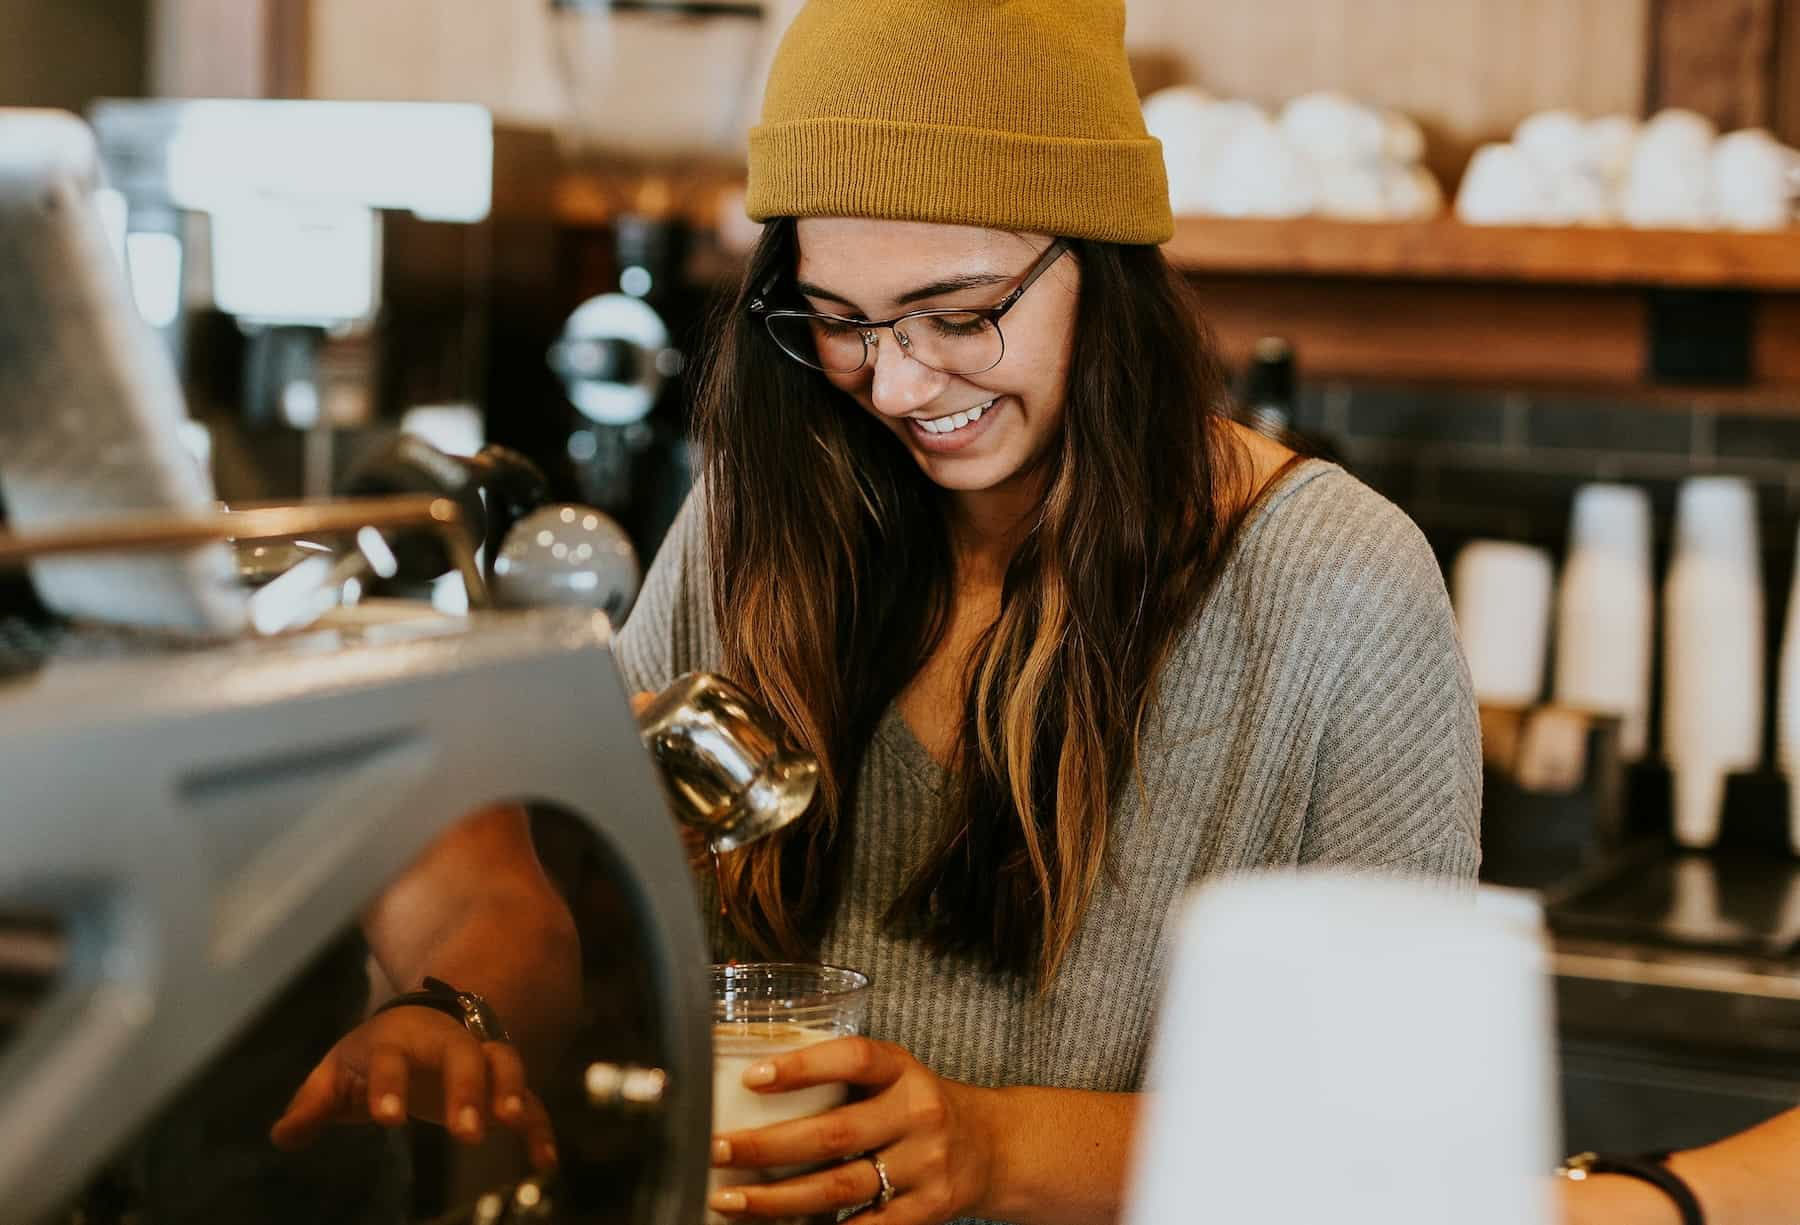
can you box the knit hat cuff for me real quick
[746,117,1174,245]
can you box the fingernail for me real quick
[457,1106,481,1137]
[711,1137,732,1165]
[378,1093,403,1121]
[742,1061,776,1088]
[708,1189,747,1214]
[501,1095,524,1120]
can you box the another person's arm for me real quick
[270,804,580,1168]
[1562,1108,1800,1225]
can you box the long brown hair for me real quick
[696,219,1249,985]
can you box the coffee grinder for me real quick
[544,0,768,552]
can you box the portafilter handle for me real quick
[636,672,817,853]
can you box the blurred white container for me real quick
[1456,143,1550,226]
[1280,91,1387,165]
[1712,128,1798,232]
[1623,109,1718,229]
[1778,523,1800,852]
[1663,477,1765,848]
[1382,111,1427,165]
[1553,485,1654,759]
[1545,172,1617,227]
[1142,86,1224,215]
[1585,114,1641,187]
[1316,162,1390,221]
[1205,110,1318,219]
[1515,110,1589,182]
[1384,163,1444,221]
[1123,873,1557,1225]
[1452,541,1556,707]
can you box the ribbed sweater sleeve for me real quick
[1286,475,1482,878]
[613,487,719,698]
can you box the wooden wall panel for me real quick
[303,0,566,123]
[1123,0,1651,180]
[0,0,148,109]
[1778,0,1800,144]
[1648,0,1780,129]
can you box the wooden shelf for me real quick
[1164,217,1800,291]
[1169,218,1800,406]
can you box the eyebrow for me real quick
[794,271,1012,313]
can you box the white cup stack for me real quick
[1553,485,1655,759]
[1123,873,1558,1225]
[1663,478,1766,849]
[1778,524,1800,853]
[1452,541,1556,708]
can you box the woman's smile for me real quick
[904,395,1002,453]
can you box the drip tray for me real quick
[1549,845,1800,960]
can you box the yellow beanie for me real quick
[746,0,1172,245]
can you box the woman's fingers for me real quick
[483,1041,559,1170]
[269,1054,349,1150]
[710,1139,951,1223]
[743,1036,909,1093]
[484,1040,530,1126]
[439,1030,490,1144]
[714,1096,899,1169]
[366,1045,410,1127]
[708,1153,886,1220]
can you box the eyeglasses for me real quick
[748,238,1072,376]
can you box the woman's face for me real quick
[793,218,1079,497]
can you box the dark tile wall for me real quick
[1289,382,1800,776]
[1292,383,1800,567]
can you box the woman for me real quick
[616,2,1480,1222]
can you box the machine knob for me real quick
[490,504,640,623]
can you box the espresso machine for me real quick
[0,106,817,1224]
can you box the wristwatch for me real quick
[374,976,512,1044]
[1556,1151,1704,1225]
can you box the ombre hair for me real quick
[695,218,1250,985]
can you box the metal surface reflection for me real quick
[636,673,818,853]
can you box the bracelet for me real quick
[1556,1151,1704,1225]
[373,976,512,1044]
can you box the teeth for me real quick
[918,398,994,436]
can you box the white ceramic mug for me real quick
[1623,108,1718,229]
[1712,128,1798,232]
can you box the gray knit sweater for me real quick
[615,460,1480,1208]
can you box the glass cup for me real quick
[708,963,871,1225]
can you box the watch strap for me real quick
[1558,1152,1704,1225]
[374,976,511,1044]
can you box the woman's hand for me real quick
[707,1036,1000,1224]
[269,1004,558,1171]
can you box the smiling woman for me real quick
[613,3,1481,1224]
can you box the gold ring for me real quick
[868,1152,895,1207]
